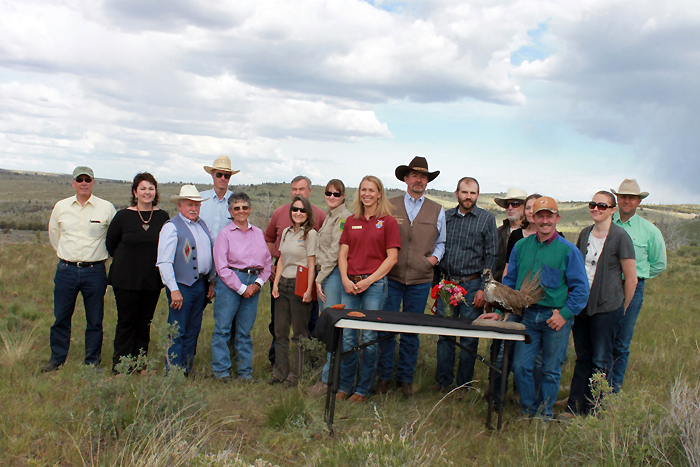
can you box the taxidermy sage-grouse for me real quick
[481,268,543,324]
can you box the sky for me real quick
[1,0,699,204]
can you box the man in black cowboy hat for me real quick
[376,156,446,397]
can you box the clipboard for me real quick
[294,265,318,301]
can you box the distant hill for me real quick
[2,168,699,246]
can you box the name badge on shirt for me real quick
[352,225,362,230]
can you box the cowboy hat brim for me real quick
[611,189,649,199]
[203,166,240,175]
[395,166,440,182]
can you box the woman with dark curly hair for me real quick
[106,172,169,373]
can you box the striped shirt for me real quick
[440,205,498,289]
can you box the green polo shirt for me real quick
[612,212,667,279]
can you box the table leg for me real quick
[324,327,344,436]
[498,341,510,430]
[486,339,499,430]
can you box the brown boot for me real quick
[374,380,391,394]
[400,382,414,397]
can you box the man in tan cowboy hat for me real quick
[201,155,240,240]
[494,188,528,282]
[157,185,216,374]
[375,156,446,397]
[610,179,666,391]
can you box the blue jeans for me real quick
[513,305,573,418]
[50,261,107,365]
[211,273,261,379]
[611,280,645,391]
[339,277,387,397]
[378,280,431,383]
[568,306,624,414]
[320,267,344,383]
[435,278,482,388]
[166,279,206,373]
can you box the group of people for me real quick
[41,157,667,421]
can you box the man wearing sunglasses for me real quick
[201,155,240,240]
[42,167,116,372]
[264,176,326,365]
[610,179,666,392]
[494,188,528,282]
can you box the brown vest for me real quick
[388,196,441,285]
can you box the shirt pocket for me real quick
[540,264,562,289]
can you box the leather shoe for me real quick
[428,383,448,393]
[400,382,413,397]
[336,391,349,401]
[348,393,368,402]
[374,380,391,394]
[41,361,61,373]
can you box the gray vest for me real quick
[170,215,212,286]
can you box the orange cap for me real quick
[532,196,559,214]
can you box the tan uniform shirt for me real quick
[278,227,318,279]
[315,204,351,284]
[49,195,116,262]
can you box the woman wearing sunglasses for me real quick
[106,172,169,374]
[561,191,636,418]
[336,175,400,402]
[270,195,317,384]
[211,192,272,382]
[307,179,352,395]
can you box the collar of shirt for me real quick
[612,212,637,226]
[453,205,479,218]
[178,212,200,226]
[230,221,252,231]
[404,191,425,222]
[70,195,95,207]
[535,230,559,246]
[328,204,347,218]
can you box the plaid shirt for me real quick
[440,205,498,289]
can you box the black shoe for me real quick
[40,361,61,373]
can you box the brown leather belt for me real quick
[348,274,371,283]
[444,273,480,284]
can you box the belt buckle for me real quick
[76,262,86,268]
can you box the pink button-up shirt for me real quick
[213,221,273,295]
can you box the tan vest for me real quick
[388,196,441,285]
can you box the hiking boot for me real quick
[40,361,61,373]
[400,382,413,397]
[374,380,391,394]
[307,380,328,396]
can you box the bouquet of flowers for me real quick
[430,280,468,318]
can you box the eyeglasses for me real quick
[291,206,307,213]
[215,172,232,179]
[75,176,93,183]
[325,191,343,198]
[231,205,250,212]
[589,202,613,211]
[506,201,522,208]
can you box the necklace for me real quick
[137,207,154,230]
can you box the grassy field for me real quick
[1,236,699,465]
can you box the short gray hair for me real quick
[228,192,251,207]
[291,175,311,188]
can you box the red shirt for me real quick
[340,214,401,275]
[264,203,326,258]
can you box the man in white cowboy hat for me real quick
[376,156,446,397]
[494,188,528,282]
[157,185,216,374]
[610,179,666,391]
[41,166,116,372]
[201,155,240,240]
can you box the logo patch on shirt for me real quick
[339,219,346,232]
[375,220,384,229]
